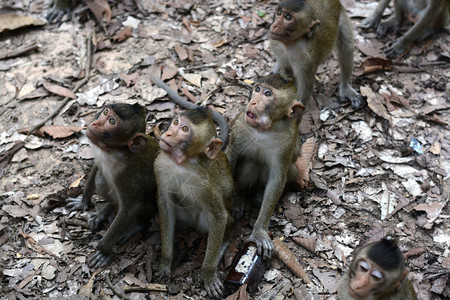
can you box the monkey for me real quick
[269,0,363,110]
[360,0,450,58]
[154,107,234,298]
[150,74,229,148]
[225,74,304,260]
[47,0,111,25]
[67,103,158,268]
[338,236,418,300]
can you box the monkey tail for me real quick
[150,74,229,148]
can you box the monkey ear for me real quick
[204,138,223,160]
[128,133,148,153]
[395,269,410,290]
[288,102,305,120]
[306,20,321,39]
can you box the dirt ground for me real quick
[0,0,449,299]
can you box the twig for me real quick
[106,275,131,300]
[182,63,217,72]
[0,42,39,60]
[27,32,92,135]
[18,228,62,261]
[123,283,167,293]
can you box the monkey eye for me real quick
[285,14,292,21]
[108,118,116,125]
[181,125,189,132]
[103,108,109,115]
[255,86,261,92]
[173,119,179,126]
[359,261,370,272]
[276,9,282,16]
[264,90,272,97]
[371,270,383,281]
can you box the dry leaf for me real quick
[414,202,446,229]
[111,26,132,43]
[428,141,441,155]
[174,43,188,61]
[359,57,393,75]
[0,14,46,33]
[273,238,311,284]
[292,236,316,253]
[294,136,317,189]
[225,284,250,300]
[69,175,85,189]
[182,73,202,87]
[43,82,76,99]
[120,72,139,87]
[85,0,111,25]
[360,85,393,126]
[162,65,178,81]
[20,125,83,139]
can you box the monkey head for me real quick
[348,237,408,299]
[87,103,148,153]
[270,0,320,43]
[246,74,304,130]
[159,107,223,164]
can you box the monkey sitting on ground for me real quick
[360,0,449,58]
[67,103,158,268]
[338,236,418,300]
[226,74,304,260]
[154,107,234,298]
[270,0,363,109]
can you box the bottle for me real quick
[224,242,267,295]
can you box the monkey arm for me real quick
[250,163,289,260]
[156,192,176,276]
[385,0,445,58]
[360,0,391,29]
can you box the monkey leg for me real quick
[360,0,391,29]
[156,199,176,277]
[337,10,363,109]
[202,202,228,298]
[46,0,72,23]
[385,3,446,58]
[89,206,143,268]
[88,203,115,232]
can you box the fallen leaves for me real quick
[20,125,84,139]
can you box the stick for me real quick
[123,283,168,293]
[106,275,131,300]
[0,42,39,60]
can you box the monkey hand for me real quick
[377,19,399,37]
[88,204,115,232]
[339,83,364,109]
[247,229,273,260]
[66,196,89,211]
[204,276,225,299]
[385,39,408,59]
[46,5,71,23]
[88,250,112,268]
[360,16,379,29]
[155,259,172,278]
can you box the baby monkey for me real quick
[67,103,158,268]
[361,0,450,58]
[226,74,304,260]
[154,107,234,298]
[270,0,363,109]
[338,236,417,300]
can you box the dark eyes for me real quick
[285,14,292,21]
[109,118,116,125]
[255,86,261,92]
[276,9,282,16]
[103,109,109,115]
[173,119,179,125]
[264,90,272,97]
[372,270,383,281]
[182,125,189,132]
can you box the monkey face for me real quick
[87,106,127,149]
[270,5,312,43]
[348,258,385,299]
[159,116,191,164]
[245,84,275,130]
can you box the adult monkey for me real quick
[67,103,158,268]
[270,0,363,109]
[226,74,304,259]
[360,0,450,58]
[154,107,234,298]
[338,236,418,300]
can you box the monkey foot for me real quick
[247,230,273,260]
[360,16,379,29]
[46,7,71,24]
[89,251,112,268]
[339,84,364,109]
[155,260,172,278]
[231,200,245,220]
[66,196,88,211]
[385,41,407,59]
[87,204,115,232]
[205,279,225,299]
